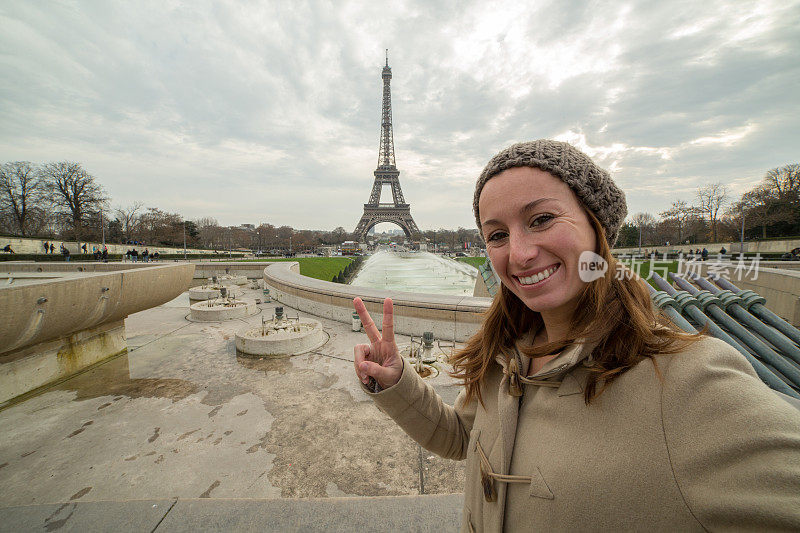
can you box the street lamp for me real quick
[740,207,746,261]
[638,225,642,256]
[183,220,187,260]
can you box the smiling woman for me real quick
[353,140,800,532]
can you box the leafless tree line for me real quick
[0,161,408,251]
[6,159,794,252]
[620,164,800,248]
[0,161,107,242]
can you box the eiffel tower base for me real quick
[354,206,420,242]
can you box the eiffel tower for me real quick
[353,51,420,242]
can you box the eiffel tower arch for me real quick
[354,51,420,242]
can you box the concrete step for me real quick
[0,494,464,532]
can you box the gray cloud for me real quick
[1,0,798,231]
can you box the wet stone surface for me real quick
[0,287,465,505]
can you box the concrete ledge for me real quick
[0,263,195,405]
[263,262,491,342]
[0,499,177,533]
[0,319,126,406]
[0,264,195,355]
[159,494,463,532]
[0,495,463,533]
[194,262,271,280]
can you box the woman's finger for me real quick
[353,297,381,344]
[354,343,371,383]
[358,360,393,388]
[381,298,394,345]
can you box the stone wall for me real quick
[613,237,800,256]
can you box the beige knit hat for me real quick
[473,140,627,246]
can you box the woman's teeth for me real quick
[518,266,558,286]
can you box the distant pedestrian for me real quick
[102,246,108,262]
[143,248,149,262]
[81,243,87,254]
[61,244,70,262]
[720,246,727,255]
[3,244,14,253]
[131,248,138,262]
[701,247,708,261]
[49,243,55,254]
[43,241,49,254]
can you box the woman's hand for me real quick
[353,297,403,390]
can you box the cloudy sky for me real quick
[1,1,798,231]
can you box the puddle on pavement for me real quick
[53,353,199,402]
[235,353,293,374]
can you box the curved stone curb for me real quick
[188,300,260,321]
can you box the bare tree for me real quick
[630,212,656,249]
[735,186,775,239]
[0,161,46,237]
[138,207,183,245]
[115,202,143,242]
[42,161,107,242]
[194,217,223,249]
[763,163,800,196]
[696,183,728,242]
[660,200,701,244]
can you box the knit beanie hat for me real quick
[473,140,627,247]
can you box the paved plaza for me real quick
[0,284,466,531]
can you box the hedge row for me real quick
[332,256,364,283]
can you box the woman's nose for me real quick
[508,231,538,267]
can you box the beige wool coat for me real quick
[368,335,800,532]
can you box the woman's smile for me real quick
[514,263,560,287]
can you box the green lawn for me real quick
[456,257,486,269]
[238,257,353,282]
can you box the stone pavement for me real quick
[0,285,466,531]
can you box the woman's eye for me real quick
[487,231,507,242]
[531,214,554,227]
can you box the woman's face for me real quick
[479,166,597,318]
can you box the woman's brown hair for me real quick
[450,210,702,405]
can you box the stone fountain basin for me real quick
[235,319,327,356]
[188,285,241,301]
[217,275,248,286]
[189,299,258,321]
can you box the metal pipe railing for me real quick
[710,275,800,346]
[650,273,800,398]
[647,283,697,333]
[669,273,800,389]
[651,273,748,353]
[688,274,800,365]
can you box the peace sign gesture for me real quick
[353,297,403,390]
